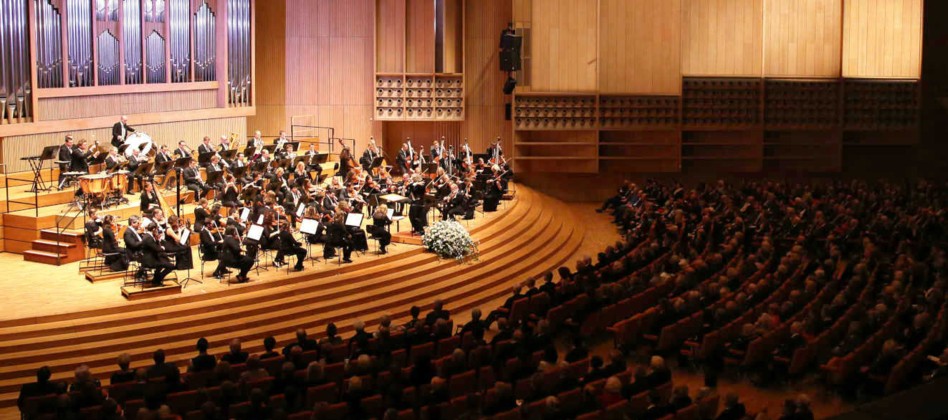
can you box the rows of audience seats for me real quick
[17,178,948,419]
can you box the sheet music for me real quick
[300,219,319,235]
[345,213,364,228]
[256,214,264,225]
[240,208,250,221]
[179,229,191,246]
[247,224,264,241]
[387,209,395,220]
[297,203,305,217]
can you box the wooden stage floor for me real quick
[0,194,620,322]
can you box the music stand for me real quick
[263,144,278,154]
[299,218,321,265]
[220,149,237,162]
[287,141,300,152]
[38,145,60,192]
[198,151,215,167]
[231,165,248,181]
[90,152,109,167]
[172,157,193,216]
[206,170,224,199]
[177,228,201,288]
[243,147,257,159]
[252,161,269,173]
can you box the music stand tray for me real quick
[220,150,237,161]
[40,145,59,161]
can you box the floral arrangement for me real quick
[423,220,479,262]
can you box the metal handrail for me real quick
[2,164,41,217]
[330,137,356,155]
[290,124,335,152]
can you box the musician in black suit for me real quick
[325,211,353,263]
[483,165,504,212]
[155,145,173,165]
[247,130,264,150]
[277,223,307,271]
[369,205,392,254]
[71,140,93,174]
[141,224,175,286]
[222,226,253,282]
[183,160,211,198]
[102,215,128,271]
[57,136,74,188]
[173,141,192,160]
[197,136,215,167]
[407,174,428,235]
[104,147,123,172]
[442,184,466,220]
[199,218,227,278]
[123,216,144,258]
[111,115,135,148]
[140,181,161,213]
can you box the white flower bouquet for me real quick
[422,220,479,262]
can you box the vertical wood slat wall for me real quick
[512,0,923,175]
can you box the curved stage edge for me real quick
[0,184,585,410]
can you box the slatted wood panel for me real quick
[842,0,923,79]
[255,0,376,154]
[763,0,842,77]
[376,0,406,73]
[246,0,286,134]
[460,0,512,155]
[382,120,462,158]
[530,0,597,92]
[681,0,763,77]
[406,0,435,73]
[599,0,681,94]
[39,90,218,120]
[1,117,246,172]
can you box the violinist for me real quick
[163,216,193,270]
[303,206,328,244]
[221,175,240,211]
[102,215,129,271]
[284,185,304,226]
[277,222,307,271]
[141,224,175,287]
[194,199,211,232]
[262,212,284,268]
[483,165,505,212]
[442,183,466,221]
[369,204,393,254]
[84,208,103,249]
[199,217,227,278]
[222,226,253,282]
[325,211,353,263]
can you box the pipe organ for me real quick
[0,0,252,129]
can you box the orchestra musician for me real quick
[483,165,505,212]
[325,211,353,263]
[101,215,129,271]
[442,183,466,221]
[369,204,392,254]
[126,148,147,192]
[274,130,290,150]
[141,223,175,287]
[105,147,125,173]
[163,216,194,270]
[71,139,94,174]
[408,173,428,235]
[183,160,211,199]
[111,115,136,148]
[220,175,240,211]
[199,217,227,278]
[84,208,103,249]
[277,222,307,271]
[487,137,504,164]
[198,136,215,155]
[57,135,74,189]
[397,143,411,175]
[124,216,144,273]
[194,199,211,232]
[248,130,264,150]
[173,141,192,160]
[218,134,231,152]
[140,181,161,213]
[221,226,253,282]
[360,138,381,171]
[431,138,445,165]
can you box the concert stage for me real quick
[0,184,599,412]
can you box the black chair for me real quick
[198,245,230,284]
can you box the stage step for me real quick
[39,229,84,245]
[85,270,126,283]
[121,283,181,300]
[22,250,68,266]
[392,231,424,245]
[30,239,84,263]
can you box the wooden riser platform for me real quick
[0,185,585,412]
[121,284,182,300]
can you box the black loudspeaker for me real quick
[503,77,517,95]
[500,34,522,72]
[505,103,512,120]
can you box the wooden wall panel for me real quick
[406,0,435,73]
[376,0,406,73]
[247,0,287,134]
[681,0,763,76]
[39,91,218,120]
[842,0,922,78]
[600,0,681,94]
[2,117,246,172]
[530,0,597,92]
[460,0,512,155]
[763,0,842,77]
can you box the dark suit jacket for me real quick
[111,122,135,147]
[124,228,143,257]
[221,236,244,265]
[71,148,90,173]
[141,234,170,267]
[58,145,73,169]
[155,152,173,165]
[102,227,121,254]
[279,230,302,251]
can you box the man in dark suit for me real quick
[71,140,93,174]
[221,226,253,282]
[57,136,74,189]
[197,136,215,167]
[124,216,144,264]
[200,219,226,278]
[173,140,192,160]
[183,160,211,198]
[155,145,173,165]
[17,366,61,411]
[141,224,175,286]
[146,349,181,386]
[111,115,135,148]
[283,328,318,355]
[276,223,307,271]
[188,337,217,373]
[424,299,450,326]
[221,339,250,365]
[104,147,123,172]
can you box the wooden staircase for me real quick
[23,225,86,266]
